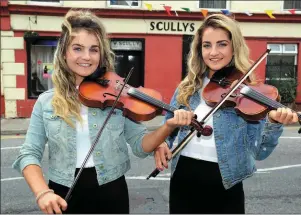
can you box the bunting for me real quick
[125,0,132,7]
[141,2,297,19]
[264,10,276,19]
[181,7,190,12]
[163,5,172,16]
[221,9,231,15]
[288,9,296,14]
[244,11,253,16]
[174,10,179,17]
[201,9,208,17]
[144,3,152,11]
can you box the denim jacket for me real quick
[165,87,284,190]
[12,89,151,188]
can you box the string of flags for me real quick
[141,2,298,19]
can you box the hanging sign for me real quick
[111,40,143,51]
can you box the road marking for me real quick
[1,177,24,181]
[280,137,301,139]
[2,164,300,182]
[1,136,299,150]
[1,146,21,150]
[257,164,301,172]
[1,144,48,150]
[1,135,25,140]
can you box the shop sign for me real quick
[149,21,195,33]
[111,40,143,51]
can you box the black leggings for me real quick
[169,155,245,214]
[48,167,129,214]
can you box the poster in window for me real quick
[42,63,53,79]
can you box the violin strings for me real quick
[130,88,177,112]
[247,88,301,119]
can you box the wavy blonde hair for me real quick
[177,14,255,108]
[52,9,115,127]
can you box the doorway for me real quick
[111,39,145,87]
[114,51,143,87]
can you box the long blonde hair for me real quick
[52,9,115,127]
[177,14,254,108]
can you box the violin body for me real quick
[79,71,163,122]
[202,67,280,121]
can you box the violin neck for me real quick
[240,86,301,120]
[127,88,177,113]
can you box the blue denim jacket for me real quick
[12,89,151,188]
[165,87,284,189]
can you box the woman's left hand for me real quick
[268,108,299,125]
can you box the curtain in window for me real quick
[199,0,226,8]
[265,55,297,103]
[284,0,301,9]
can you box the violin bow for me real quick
[147,49,271,179]
[64,67,134,202]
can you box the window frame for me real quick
[265,43,298,96]
[197,0,230,10]
[25,36,59,99]
[27,0,63,7]
[106,0,141,9]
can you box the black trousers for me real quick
[48,167,129,214]
[170,155,245,214]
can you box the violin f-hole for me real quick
[103,93,118,98]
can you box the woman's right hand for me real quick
[37,192,67,214]
[154,142,172,171]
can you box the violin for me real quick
[78,68,212,136]
[65,67,212,202]
[203,65,301,123]
[146,49,301,180]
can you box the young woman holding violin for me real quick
[153,14,299,214]
[12,9,195,214]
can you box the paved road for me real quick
[1,127,301,214]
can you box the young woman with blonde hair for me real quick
[13,9,194,214]
[154,13,299,214]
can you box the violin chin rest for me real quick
[85,66,106,81]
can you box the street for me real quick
[1,127,301,214]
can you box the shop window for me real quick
[26,37,58,99]
[27,0,61,6]
[265,43,298,103]
[199,0,228,9]
[107,0,140,8]
[283,0,301,9]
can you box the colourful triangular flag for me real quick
[244,11,253,16]
[144,3,152,11]
[201,9,208,17]
[265,10,276,19]
[288,9,296,14]
[181,7,190,12]
[221,9,231,15]
[125,0,132,7]
[163,5,172,16]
